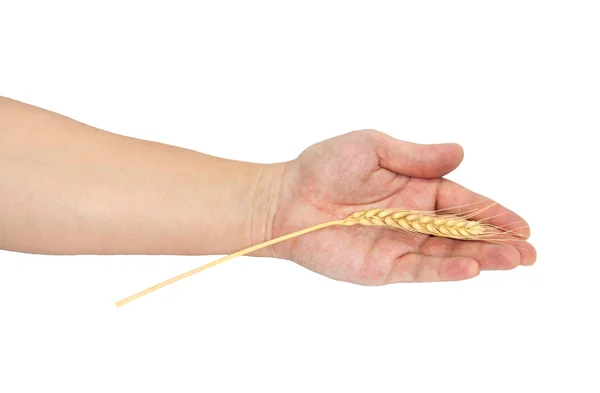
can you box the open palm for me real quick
[270,130,536,284]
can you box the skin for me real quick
[0,97,536,285]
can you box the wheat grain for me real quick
[341,208,488,239]
[115,205,526,307]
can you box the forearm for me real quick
[0,97,283,255]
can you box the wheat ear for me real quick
[115,206,526,307]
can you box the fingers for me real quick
[425,177,537,269]
[386,253,480,283]
[368,130,464,178]
[385,228,537,284]
[420,236,537,270]
[436,178,532,239]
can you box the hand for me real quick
[268,130,536,285]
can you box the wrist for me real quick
[249,162,286,257]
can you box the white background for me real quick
[1,1,599,392]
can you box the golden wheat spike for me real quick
[342,209,488,239]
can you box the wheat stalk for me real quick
[115,205,526,307]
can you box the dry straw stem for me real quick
[115,202,527,307]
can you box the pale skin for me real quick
[0,97,536,285]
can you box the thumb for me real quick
[370,131,464,178]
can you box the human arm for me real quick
[0,97,536,284]
[0,97,281,256]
